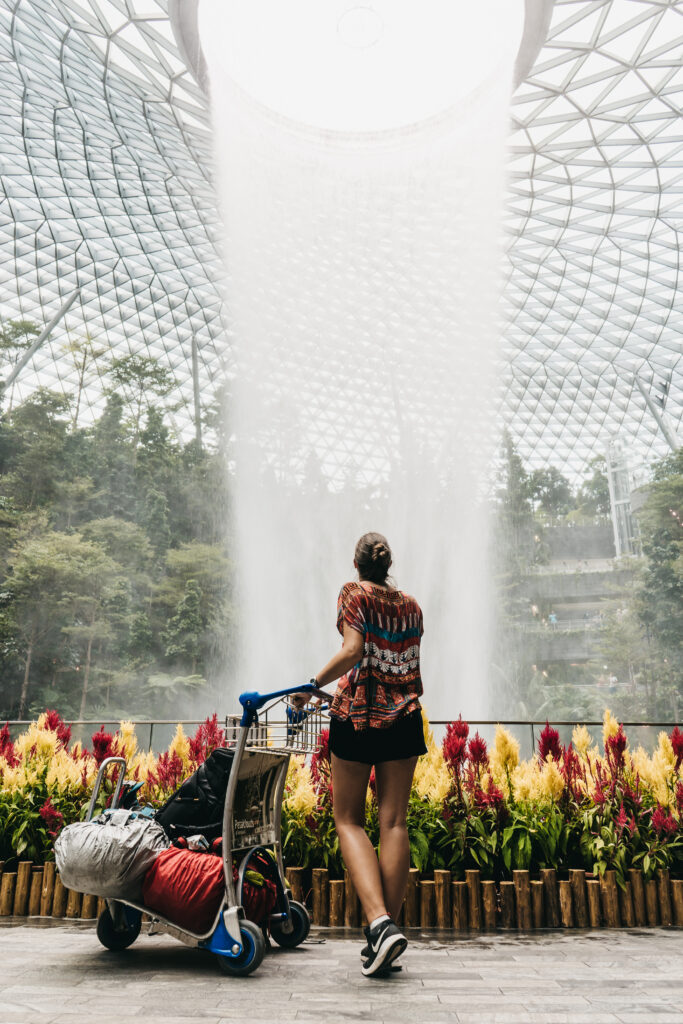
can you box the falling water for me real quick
[201,2,524,718]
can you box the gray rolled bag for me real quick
[54,809,170,900]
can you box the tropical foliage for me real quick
[0,361,231,721]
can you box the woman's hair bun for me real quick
[355,532,392,584]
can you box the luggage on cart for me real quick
[142,847,225,933]
[155,747,234,842]
[79,681,326,976]
[54,808,169,900]
[142,845,279,933]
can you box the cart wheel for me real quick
[270,900,310,949]
[216,920,265,976]
[96,905,141,951]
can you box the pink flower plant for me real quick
[0,722,19,767]
[90,726,120,766]
[39,798,64,838]
[538,722,561,764]
[670,726,683,773]
[188,714,226,766]
[41,709,72,748]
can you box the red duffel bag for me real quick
[142,847,224,934]
[142,847,279,934]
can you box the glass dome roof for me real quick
[0,0,680,474]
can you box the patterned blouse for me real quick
[329,580,424,731]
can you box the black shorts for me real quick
[328,708,428,765]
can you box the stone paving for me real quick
[0,920,682,1024]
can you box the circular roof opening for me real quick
[198,0,528,134]
[337,6,384,50]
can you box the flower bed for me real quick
[0,708,682,929]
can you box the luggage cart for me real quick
[89,683,327,976]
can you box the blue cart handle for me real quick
[239,682,329,727]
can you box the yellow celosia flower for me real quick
[539,757,565,802]
[168,723,190,766]
[421,708,433,748]
[284,756,317,816]
[14,723,58,761]
[489,724,519,782]
[118,721,138,761]
[572,724,591,759]
[413,737,451,804]
[602,708,620,749]
[511,759,538,802]
[657,732,675,770]
[45,749,86,791]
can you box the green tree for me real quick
[3,530,93,716]
[155,542,231,624]
[61,332,106,429]
[528,466,574,516]
[162,578,203,673]
[141,489,172,561]
[106,354,174,451]
[58,541,128,718]
[2,390,70,508]
[577,455,611,516]
[0,319,40,413]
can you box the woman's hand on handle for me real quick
[290,622,364,710]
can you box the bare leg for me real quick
[374,756,418,920]
[331,754,388,923]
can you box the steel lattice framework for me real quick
[0,0,681,474]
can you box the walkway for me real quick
[1,920,682,1023]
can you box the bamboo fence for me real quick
[1,860,682,930]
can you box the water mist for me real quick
[200,1,525,719]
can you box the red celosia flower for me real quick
[317,727,330,763]
[42,709,72,749]
[310,728,330,786]
[0,722,19,767]
[154,750,186,793]
[443,732,468,772]
[368,767,377,798]
[538,722,561,764]
[663,814,678,836]
[592,786,606,805]
[627,813,638,837]
[39,798,64,838]
[606,727,627,774]
[477,780,505,810]
[467,732,488,766]
[188,714,226,766]
[651,805,667,834]
[90,727,117,766]
[560,743,584,802]
[676,782,683,814]
[670,726,683,773]
[444,718,469,783]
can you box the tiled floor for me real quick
[1,920,681,1023]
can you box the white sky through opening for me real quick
[199,0,526,133]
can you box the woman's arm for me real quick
[314,621,365,688]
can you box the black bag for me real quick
[155,747,234,842]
